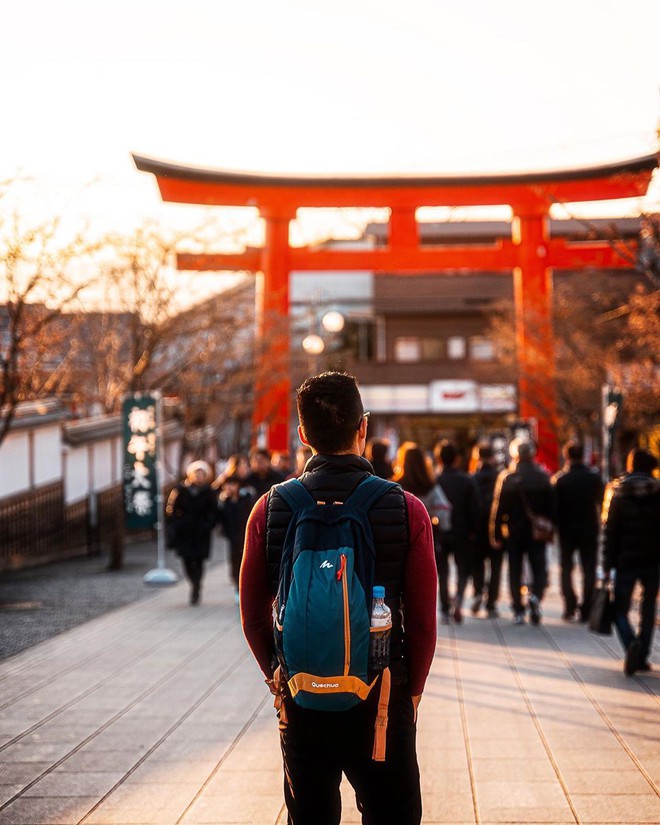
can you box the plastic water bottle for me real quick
[369,585,391,671]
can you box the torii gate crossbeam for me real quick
[134,153,656,470]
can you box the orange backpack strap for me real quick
[372,667,391,762]
[269,665,289,729]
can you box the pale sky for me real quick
[2,0,659,235]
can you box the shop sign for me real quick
[122,394,158,529]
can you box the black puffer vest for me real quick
[265,454,410,683]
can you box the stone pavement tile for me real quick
[0,762,51,784]
[20,771,126,797]
[100,781,199,810]
[476,779,569,811]
[562,768,655,794]
[417,744,470,769]
[467,720,537,741]
[541,728,622,752]
[644,757,660,784]
[219,743,281,773]
[0,795,98,824]
[468,738,548,760]
[474,806,575,824]
[471,757,557,782]
[55,748,142,773]
[204,768,282,795]
[13,724,100,746]
[0,784,23,806]
[551,746,639,773]
[624,735,660,758]
[121,758,218,785]
[1,741,74,763]
[417,790,475,823]
[181,792,284,823]
[84,807,180,824]
[82,732,156,753]
[420,768,472,795]
[571,793,660,823]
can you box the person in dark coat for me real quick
[246,447,285,497]
[490,439,555,625]
[552,441,605,622]
[217,474,256,599]
[165,461,218,605]
[470,444,502,618]
[603,449,660,676]
[434,440,479,624]
[366,437,394,480]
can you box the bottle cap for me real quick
[372,585,385,599]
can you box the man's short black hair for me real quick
[628,448,658,475]
[477,444,494,461]
[564,441,584,462]
[296,372,364,455]
[249,447,271,461]
[434,439,458,467]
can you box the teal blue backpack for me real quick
[272,475,396,713]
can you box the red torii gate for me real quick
[134,153,656,469]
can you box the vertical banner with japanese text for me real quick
[122,394,159,530]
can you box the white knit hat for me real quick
[186,460,212,482]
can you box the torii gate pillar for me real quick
[254,211,292,450]
[512,207,557,469]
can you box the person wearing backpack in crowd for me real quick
[602,448,660,676]
[246,446,286,497]
[434,439,479,625]
[489,439,555,626]
[552,441,605,622]
[470,444,502,618]
[165,461,217,606]
[393,442,452,549]
[240,372,437,825]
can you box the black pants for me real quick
[559,532,598,618]
[182,557,204,591]
[279,681,421,825]
[508,540,547,615]
[437,531,474,614]
[471,532,503,610]
[613,565,659,663]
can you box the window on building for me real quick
[447,336,466,359]
[394,337,421,362]
[421,337,444,360]
[469,336,496,360]
[393,336,445,363]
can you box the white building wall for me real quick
[92,441,113,491]
[0,432,30,498]
[33,425,63,487]
[64,447,89,505]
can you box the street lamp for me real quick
[300,309,345,373]
[301,333,325,356]
[321,310,345,334]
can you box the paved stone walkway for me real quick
[0,557,658,824]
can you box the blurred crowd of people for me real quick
[164,446,312,605]
[165,430,658,677]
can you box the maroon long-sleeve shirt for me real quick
[240,491,437,696]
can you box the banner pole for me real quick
[144,391,178,586]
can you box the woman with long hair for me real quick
[394,441,452,623]
[393,441,435,497]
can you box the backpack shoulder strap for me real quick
[347,474,399,513]
[274,478,316,512]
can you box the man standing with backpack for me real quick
[240,372,437,825]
